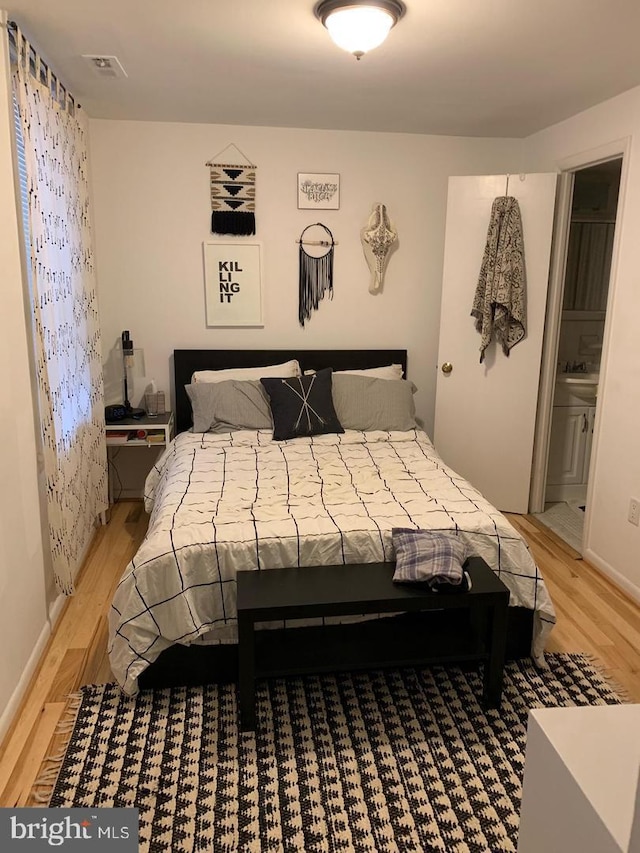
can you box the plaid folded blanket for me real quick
[392,529,466,587]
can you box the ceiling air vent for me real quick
[82,55,128,79]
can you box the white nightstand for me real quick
[105,410,175,448]
[105,411,174,503]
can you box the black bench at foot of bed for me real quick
[236,557,509,730]
[139,559,530,706]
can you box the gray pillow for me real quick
[331,374,417,431]
[186,380,273,433]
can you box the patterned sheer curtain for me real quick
[10,26,108,594]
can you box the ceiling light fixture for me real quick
[315,0,405,60]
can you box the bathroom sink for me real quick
[556,372,598,403]
[557,372,599,386]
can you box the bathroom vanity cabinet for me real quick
[547,405,595,493]
[546,376,598,502]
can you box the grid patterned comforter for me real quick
[108,429,555,694]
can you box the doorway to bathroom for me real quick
[532,157,622,552]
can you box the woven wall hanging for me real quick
[297,223,336,327]
[206,144,256,235]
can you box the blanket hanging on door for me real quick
[207,161,256,235]
[471,195,527,363]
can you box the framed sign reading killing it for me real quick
[203,242,263,327]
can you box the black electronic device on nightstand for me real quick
[105,404,127,423]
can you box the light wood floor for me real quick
[0,500,639,807]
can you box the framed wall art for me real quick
[297,173,340,210]
[203,242,263,327]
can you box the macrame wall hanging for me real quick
[206,143,256,236]
[297,223,337,327]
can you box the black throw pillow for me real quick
[260,368,344,441]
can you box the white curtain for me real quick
[11,27,108,594]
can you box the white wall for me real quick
[0,11,50,741]
[524,86,640,599]
[89,119,524,436]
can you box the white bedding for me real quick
[108,428,555,694]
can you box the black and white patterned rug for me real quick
[48,655,621,852]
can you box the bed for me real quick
[108,349,555,695]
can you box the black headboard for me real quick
[173,349,408,434]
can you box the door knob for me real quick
[441,362,453,375]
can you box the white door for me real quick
[433,174,558,513]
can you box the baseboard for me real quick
[47,590,66,629]
[0,618,52,744]
[583,547,640,607]
[113,488,143,501]
[544,484,588,504]
[0,519,99,746]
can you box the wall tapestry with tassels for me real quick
[298,223,336,327]
[206,143,256,236]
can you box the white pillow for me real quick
[338,364,404,380]
[192,360,301,383]
[304,364,404,380]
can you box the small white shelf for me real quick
[106,435,169,447]
[105,411,174,448]
[105,411,174,503]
